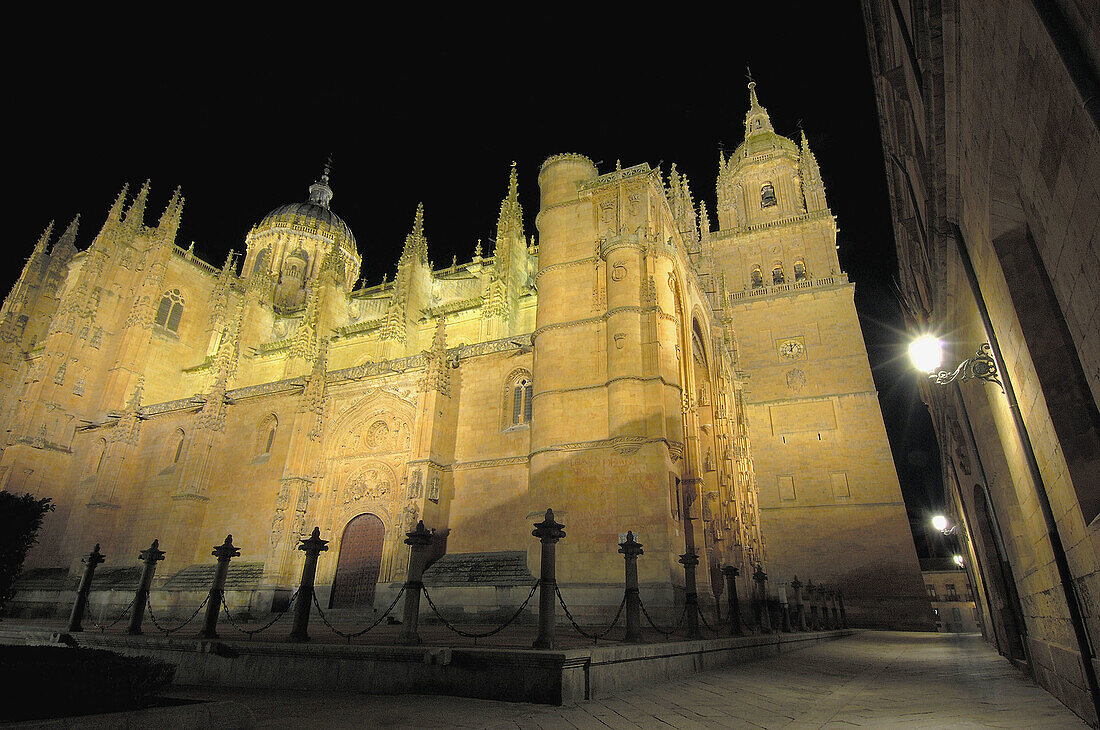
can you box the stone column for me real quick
[198,535,240,640]
[753,565,771,633]
[397,521,433,645]
[67,544,105,633]
[288,527,328,643]
[679,551,701,638]
[790,576,809,631]
[618,531,644,642]
[721,565,743,635]
[127,539,165,635]
[532,509,566,649]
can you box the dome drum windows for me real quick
[750,266,764,289]
[154,289,185,333]
[794,259,807,282]
[771,263,785,286]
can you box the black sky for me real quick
[8,6,943,552]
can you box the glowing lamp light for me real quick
[953,554,965,568]
[909,335,944,374]
[931,515,949,532]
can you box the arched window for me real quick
[154,289,185,333]
[503,369,533,428]
[750,266,764,289]
[94,438,107,474]
[258,415,278,455]
[772,263,785,285]
[794,259,807,282]
[760,182,777,208]
[252,247,271,274]
[171,429,185,464]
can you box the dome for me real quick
[257,201,356,246]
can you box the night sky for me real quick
[8,7,943,553]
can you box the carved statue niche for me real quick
[407,468,423,499]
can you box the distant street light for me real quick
[953,554,965,569]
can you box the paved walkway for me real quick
[166,631,1088,728]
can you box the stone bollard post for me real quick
[837,590,848,628]
[288,527,329,643]
[532,509,566,649]
[67,544,105,633]
[618,531,644,642]
[679,551,701,638]
[721,566,743,635]
[198,535,241,640]
[779,578,793,633]
[752,565,771,633]
[790,576,809,631]
[807,580,821,630]
[823,588,836,629]
[830,590,841,628]
[127,539,165,635]
[396,521,434,645]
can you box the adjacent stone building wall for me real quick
[863,0,1100,721]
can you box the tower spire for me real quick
[125,180,151,231]
[744,81,775,137]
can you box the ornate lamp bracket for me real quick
[931,343,1002,391]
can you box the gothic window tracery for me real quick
[503,369,533,428]
[154,289,185,333]
[761,182,777,208]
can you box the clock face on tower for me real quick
[778,339,805,360]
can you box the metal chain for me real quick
[89,597,136,632]
[310,585,406,642]
[696,602,719,634]
[146,594,210,635]
[638,596,688,636]
[220,589,299,640]
[555,586,626,643]
[422,580,539,640]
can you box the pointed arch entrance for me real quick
[330,513,385,608]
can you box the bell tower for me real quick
[710,83,932,629]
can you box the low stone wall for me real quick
[70,630,853,705]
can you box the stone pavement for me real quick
[164,631,1088,728]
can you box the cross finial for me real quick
[322,154,333,184]
[746,65,755,88]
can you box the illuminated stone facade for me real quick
[863,0,1100,721]
[0,88,929,628]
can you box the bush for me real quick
[0,491,53,612]
[0,645,176,721]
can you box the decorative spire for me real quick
[308,155,334,208]
[495,163,523,243]
[744,81,775,138]
[99,184,129,237]
[125,180,151,231]
[400,203,428,265]
[799,129,828,212]
[52,215,80,260]
[34,221,54,254]
[420,316,451,396]
[300,338,328,441]
[125,375,145,411]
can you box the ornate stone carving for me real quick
[344,462,395,504]
[785,368,807,392]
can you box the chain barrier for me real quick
[638,596,688,637]
[88,597,136,633]
[220,589,299,640]
[311,585,406,643]
[555,586,626,644]
[146,594,210,635]
[421,580,539,643]
[696,602,719,635]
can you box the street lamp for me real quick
[953,554,965,569]
[931,514,958,536]
[907,336,1002,390]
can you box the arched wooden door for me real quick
[330,513,385,608]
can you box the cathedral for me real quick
[1,85,930,628]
